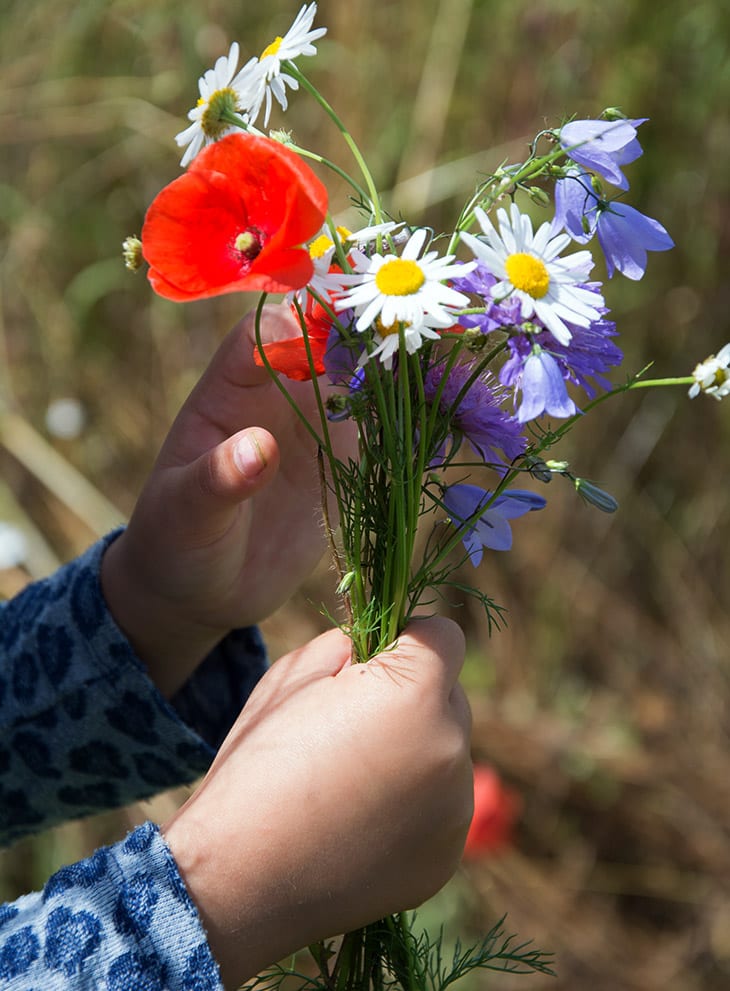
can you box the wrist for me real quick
[162,802,294,990]
[101,532,228,697]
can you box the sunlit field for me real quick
[2,1,730,988]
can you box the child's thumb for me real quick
[185,427,280,512]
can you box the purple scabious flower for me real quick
[442,483,547,564]
[425,360,526,467]
[558,118,648,191]
[553,170,674,280]
[450,262,522,334]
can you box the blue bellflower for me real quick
[558,118,647,191]
[511,347,577,422]
[442,484,547,564]
[553,171,673,280]
[500,293,623,422]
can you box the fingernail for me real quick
[234,431,267,478]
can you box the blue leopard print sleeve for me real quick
[0,531,269,988]
[0,530,267,845]
[0,822,223,989]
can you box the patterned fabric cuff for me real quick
[0,821,223,989]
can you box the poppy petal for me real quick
[142,132,328,301]
[254,336,328,381]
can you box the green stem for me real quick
[218,106,372,205]
[252,296,325,449]
[285,62,383,222]
[420,369,694,578]
[447,143,573,253]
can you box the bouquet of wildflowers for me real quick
[127,4,726,987]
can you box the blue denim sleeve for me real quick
[0,821,224,989]
[0,529,268,847]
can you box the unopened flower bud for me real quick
[269,128,294,146]
[574,478,618,513]
[461,328,489,352]
[122,236,143,272]
[523,456,552,483]
[601,107,628,121]
[527,186,551,208]
[336,570,355,595]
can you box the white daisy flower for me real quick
[335,228,475,336]
[689,343,730,400]
[460,203,605,346]
[174,42,255,167]
[366,315,445,370]
[289,222,404,308]
[243,3,327,127]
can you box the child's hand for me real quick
[162,617,473,990]
[102,303,346,695]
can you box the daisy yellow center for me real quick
[375,316,404,337]
[375,259,425,296]
[261,36,283,59]
[309,227,352,260]
[200,87,239,139]
[505,252,550,298]
[309,235,334,260]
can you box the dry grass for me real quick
[1,0,729,987]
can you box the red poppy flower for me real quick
[142,132,328,301]
[254,299,333,381]
[462,764,521,859]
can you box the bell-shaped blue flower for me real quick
[442,483,547,564]
[553,171,673,280]
[594,201,674,280]
[558,118,647,191]
[517,348,577,422]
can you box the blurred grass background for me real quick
[1,0,729,987]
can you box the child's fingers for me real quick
[366,617,467,692]
[203,304,301,392]
[193,428,280,504]
[160,429,281,542]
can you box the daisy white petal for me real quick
[243,3,327,127]
[342,221,404,246]
[364,318,443,370]
[174,42,256,166]
[463,203,604,345]
[334,229,475,342]
[689,343,730,400]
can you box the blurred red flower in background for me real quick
[254,299,333,380]
[462,764,521,859]
[142,132,328,301]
